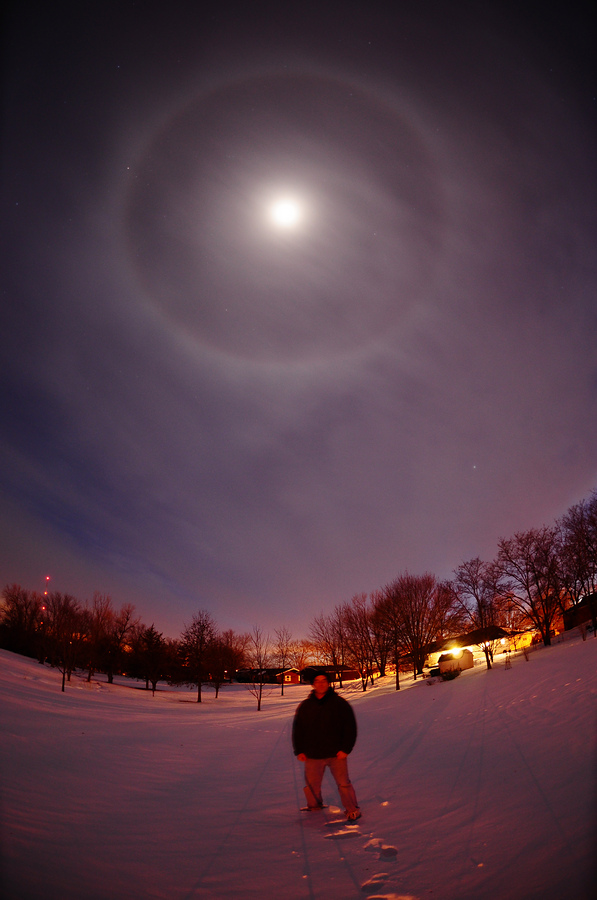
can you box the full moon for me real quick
[269,197,302,227]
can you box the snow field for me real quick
[0,635,595,899]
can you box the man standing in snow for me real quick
[292,670,361,820]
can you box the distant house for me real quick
[275,668,301,685]
[300,664,361,684]
[234,667,300,685]
[563,593,597,632]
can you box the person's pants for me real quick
[303,756,359,814]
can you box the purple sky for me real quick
[2,1,595,640]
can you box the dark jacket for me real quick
[292,688,357,759]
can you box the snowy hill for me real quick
[1,636,595,900]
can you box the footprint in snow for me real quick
[364,895,417,900]
[324,828,360,840]
[361,872,389,890]
[364,838,398,859]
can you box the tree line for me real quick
[1,489,595,696]
[0,588,314,700]
[307,489,597,690]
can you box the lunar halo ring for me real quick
[124,68,443,370]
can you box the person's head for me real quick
[312,672,330,698]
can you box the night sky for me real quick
[2,1,595,640]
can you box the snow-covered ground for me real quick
[1,636,595,900]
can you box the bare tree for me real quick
[375,586,404,690]
[203,629,248,698]
[496,526,562,646]
[290,638,318,671]
[83,593,114,682]
[179,610,217,702]
[453,558,501,668]
[558,492,597,633]
[244,626,272,711]
[341,594,376,691]
[382,573,456,678]
[135,624,169,694]
[309,606,347,684]
[273,626,294,695]
[435,580,466,637]
[224,628,251,669]
[45,592,85,691]
[369,590,391,680]
[104,603,138,683]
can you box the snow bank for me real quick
[1,636,595,899]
